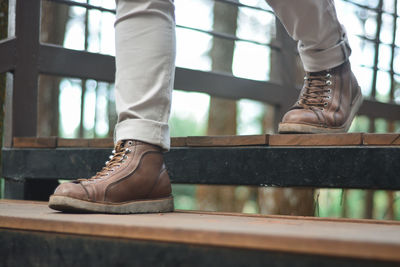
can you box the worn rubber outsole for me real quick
[48,195,174,214]
[278,92,363,134]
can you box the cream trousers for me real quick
[114,0,351,150]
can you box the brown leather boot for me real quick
[49,140,174,213]
[278,61,363,133]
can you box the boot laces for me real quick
[77,140,131,182]
[298,73,332,110]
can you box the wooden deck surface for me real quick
[11,133,400,148]
[1,199,400,262]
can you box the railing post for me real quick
[3,0,41,200]
[12,0,41,139]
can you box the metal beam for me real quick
[3,146,400,189]
[0,38,16,73]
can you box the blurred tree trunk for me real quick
[364,190,374,219]
[258,24,315,216]
[196,1,243,212]
[37,3,69,136]
[341,190,349,218]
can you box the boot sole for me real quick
[278,92,363,134]
[48,195,174,214]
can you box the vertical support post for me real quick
[273,19,298,131]
[12,0,41,138]
[4,0,41,199]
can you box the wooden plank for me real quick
[1,200,400,262]
[88,138,114,148]
[186,135,269,147]
[363,134,400,146]
[269,133,363,146]
[171,137,187,147]
[13,137,57,148]
[57,138,90,147]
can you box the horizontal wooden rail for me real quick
[0,200,400,265]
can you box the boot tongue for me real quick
[308,70,328,77]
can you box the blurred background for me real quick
[1,0,399,219]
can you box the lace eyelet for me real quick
[327,89,332,93]
[127,141,133,146]
[320,108,324,111]
[125,148,131,153]
[324,102,328,107]
[326,80,332,85]
[325,73,331,78]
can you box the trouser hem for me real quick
[299,39,351,72]
[114,119,170,151]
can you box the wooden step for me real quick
[11,133,400,148]
[0,200,399,266]
[3,146,400,190]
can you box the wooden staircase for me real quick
[1,133,400,266]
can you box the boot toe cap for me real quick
[281,109,319,125]
[53,182,89,200]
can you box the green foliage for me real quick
[349,116,370,132]
[375,119,388,133]
[344,190,366,219]
[316,189,343,218]
[172,184,197,210]
[169,115,207,137]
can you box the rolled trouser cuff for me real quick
[114,119,170,151]
[299,30,352,72]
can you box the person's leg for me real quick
[115,0,176,151]
[266,0,363,133]
[49,0,176,213]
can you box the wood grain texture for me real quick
[186,135,269,147]
[11,134,400,148]
[88,138,114,148]
[1,200,400,262]
[269,133,363,146]
[57,138,89,147]
[171,137,187,147]
[13,137,57,148]
[363,134,400,146]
